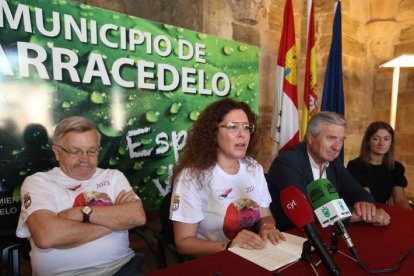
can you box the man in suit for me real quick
[267,111,390,231]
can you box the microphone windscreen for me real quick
[307,179,339,209]
[280,186,315,228]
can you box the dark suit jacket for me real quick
[267,142,375,231]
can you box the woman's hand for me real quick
[230,229,267,250]
[254,210,286,246]
[258,223,286,245]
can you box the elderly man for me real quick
[16,116,146,275]
[267,111,390,231]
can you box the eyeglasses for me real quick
[219,122,255,133]
[55,144,100,158]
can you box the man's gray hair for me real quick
[53,116,101,145]
[305,111,347,142]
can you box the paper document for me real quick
[228,232,306,271]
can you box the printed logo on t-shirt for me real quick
[172,194,180,211]
[223,198,260,240]
[23,192,32,209]
[73,191,113,207]
[215,188,234,200]
[68,184,82,191]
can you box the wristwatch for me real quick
[81,206,93,223]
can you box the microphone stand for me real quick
[274,240,319,275]
[300,240,319,276]
[328,230,358,263]
[301,240,319,275]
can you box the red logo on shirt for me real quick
[68,184,82,191]
[215,188,234,200]
[220,188,233,198]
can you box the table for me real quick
[148,205,414,275]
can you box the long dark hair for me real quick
[360,121,395,169]
[172,98,259,187]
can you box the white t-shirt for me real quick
[170,157,271,241]
[16,168,136,276]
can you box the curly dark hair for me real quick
[172,98,260,187]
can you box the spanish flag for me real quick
[271,0,299,155]
[301,0,318,140]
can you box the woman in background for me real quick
[347,121,412,209]
[170,98,285,257]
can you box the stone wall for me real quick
[77,0,414,198]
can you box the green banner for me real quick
[0,0,259,231]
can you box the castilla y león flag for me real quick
[271,0,299,155]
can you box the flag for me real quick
[271,0,299,155]
[301,0,318,140]
[322,1,344,161]
[321,1,344,115]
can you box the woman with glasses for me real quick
[347,121,412,209]
[170,98,285,257]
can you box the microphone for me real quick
[280,186,340,275]
[307,179,360,259]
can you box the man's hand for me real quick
[353,201,376,221]
[365,208,391,226]
[352,202,390,226]
[115,190,138,205]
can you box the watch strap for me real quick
[82,212,90,223]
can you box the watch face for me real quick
[82,206,92,215]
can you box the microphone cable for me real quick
[331,225,414,273]
[351,245,414,273]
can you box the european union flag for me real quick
[321,1,344,116]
